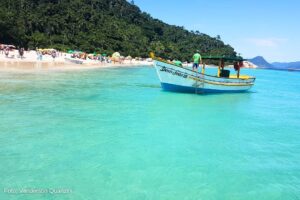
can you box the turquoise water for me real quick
[0,66,300,199]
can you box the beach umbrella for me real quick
[111,52,121,63]
[68,50,74,53]
[102,53,107,57]
[112,52,121,58]
[6,45,16,49]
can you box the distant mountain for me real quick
[248,56,273,68]
[248,56,300,71]
[272,61,300,70]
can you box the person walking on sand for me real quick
[36,50,43,61]
[192,50,202,71]
[19,47,24,59]
[51,50,56,61]
[0,44,4,54]
[4,47,9,57]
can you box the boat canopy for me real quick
[202,55,244,62]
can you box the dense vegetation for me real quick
[0,0,237,61]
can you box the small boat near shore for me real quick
[64,57,84,64]
[154,56,256,94]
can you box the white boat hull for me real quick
[154,60,255,94]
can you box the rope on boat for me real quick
[195,71,205,94]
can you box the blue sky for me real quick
[132,0,300,62]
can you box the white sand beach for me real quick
[0,49,258,72]
[0,50,154,71]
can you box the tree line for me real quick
[0,0,237,61]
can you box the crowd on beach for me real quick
[0,43,257,70]
[0,43,153,66]
[1,44,25,59]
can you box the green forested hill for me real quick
[0,0,237,61]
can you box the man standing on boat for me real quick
[192,50,202,71]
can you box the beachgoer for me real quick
[36,50,40,60]
[36,50,43,60]
[0,44,4,54]
[192,50,202,71]
[4,47,9,57]
[19,48,24,59]
[120,56,125,64]
[98,55,102,62]
[51,50,56,61]
[173,60,182,67]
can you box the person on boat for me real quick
[173,59,182,67]
[192,50,202,71]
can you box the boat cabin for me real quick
[201,55,247,79]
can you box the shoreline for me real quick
[0,60,153,72]
[0,50,258,72]
[0,50,154,72]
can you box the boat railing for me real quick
[156,61,255,84]
[155,59,255,81]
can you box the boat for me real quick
[154,56,256,94]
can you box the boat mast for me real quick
[201,63,206,74]
[218,60,221,77]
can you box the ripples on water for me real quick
[0,67,299,199]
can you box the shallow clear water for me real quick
[0,66,299,199]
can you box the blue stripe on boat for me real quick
[161,82,247,94]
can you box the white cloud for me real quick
[247,38,288,47]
